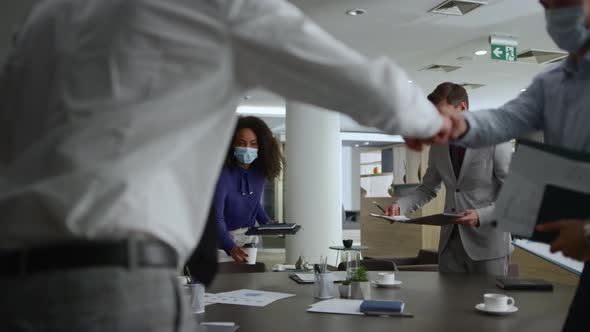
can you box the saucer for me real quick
[272,264,286,272]
[475,303,518,315]
[371,280,402,288]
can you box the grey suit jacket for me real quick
[396,142,512,261]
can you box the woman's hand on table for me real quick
[230,246,249,264]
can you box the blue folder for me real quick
[360,300,405,314]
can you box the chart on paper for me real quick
[205,289,295,307]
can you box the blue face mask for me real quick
[546,6,590,53]
[234,147,258,165]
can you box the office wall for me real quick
[341,146,360,211]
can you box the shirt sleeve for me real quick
[475,142,512,226]
[456,75,545,148]
[226,0,442,138]
[212,174,235,255]
[395,148,443,215]
[256,201,272,225]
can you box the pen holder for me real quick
[314,273,334,299]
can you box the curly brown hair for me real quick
[225,116,283,179]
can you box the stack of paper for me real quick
[307,299,364,316]
[204,289,295,307]
[200,322,239,332]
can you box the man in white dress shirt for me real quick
[0,0,449,330]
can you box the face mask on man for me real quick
[234,147,258,164]
[546,6,590,54]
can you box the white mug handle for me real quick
[507,297,515,307]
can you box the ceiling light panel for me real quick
[420,64,461,73]
[429,0,488,16]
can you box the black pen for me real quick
[363,311,414,318]
[373,201,387,214]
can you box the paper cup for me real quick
[243,246,258,265]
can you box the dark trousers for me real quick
[563,262,590,331]
[185,207,218,286]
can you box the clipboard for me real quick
[245,225,301,236]
[370,213,462,226]
[494,139,590,242]
[529,184,590,244]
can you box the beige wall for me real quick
[360,147,446,257]
[510,248,580,286]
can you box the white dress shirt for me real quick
[0,0,442,259]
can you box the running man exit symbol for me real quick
[491,45,517,62]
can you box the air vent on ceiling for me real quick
[517,49,568,65]
[461,83,486,90]
[429,0,487,16]
[420,64,461,73]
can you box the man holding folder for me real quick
[413,1,590,329]
[385,83,512,276]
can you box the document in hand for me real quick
[370,213,461,226]
[494,139,590,243]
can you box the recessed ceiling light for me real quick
[363,142,370,145]
[346,9,366,16]
[354,144,360,147]
[521,88,527,92]
[474,50,488,56]
[408,80,413,83]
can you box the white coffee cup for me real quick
[243,243,258,265]
[483,293,515,311]
[377,272,396,284]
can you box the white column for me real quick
[341,146,361,212]
[285,102,342,265]
[341,147,353,211]
[350,148,361,211]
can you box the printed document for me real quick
[494,140,590,239]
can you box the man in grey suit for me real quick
[386,82,512,276]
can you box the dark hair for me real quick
[427,82,469,108]
[225,116,283,179]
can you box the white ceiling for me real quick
[0,0,561,139]
[239,0,561,134]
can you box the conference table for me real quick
[203,271,575,332]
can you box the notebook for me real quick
[360,300,405,314]
[496,277,554,291]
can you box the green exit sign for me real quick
[491,45,517,62]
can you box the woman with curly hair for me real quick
[214,116,283,263]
